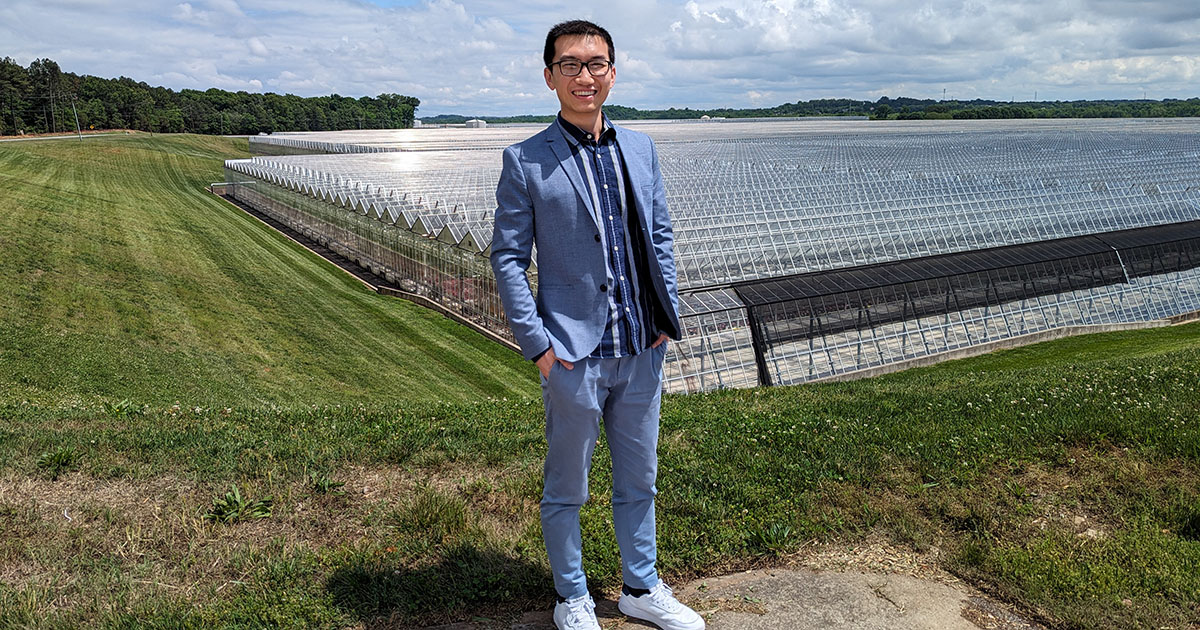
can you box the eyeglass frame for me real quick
[547,58,614,77]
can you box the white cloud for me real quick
[1,0,1197,116]
[746,90,770,105]
[172,3,208,24]
[1044,55,1200,87]
[247,37,269,57]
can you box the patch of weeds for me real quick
[0,585,47,628]
[747,521,793,555]
[35,445,79,480]
[957,539,989,568]
[883,505,934,552]
[1004,480,1028,500]
[1175,501,1200,542]
[202,484,273,524]
[102,398,144,418]
[963,526,1200,629]
[308,471,345,495]
[945,500,1000,541]
[462,477,495,500]
[211,546,345,628]
[394,487,471,546]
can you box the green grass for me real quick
[1,134,1198,629]
[0,133,538,407]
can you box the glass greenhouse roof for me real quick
[225,118,1200,392]
[230,118,1200,298]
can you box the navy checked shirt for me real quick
[556,114,649,358]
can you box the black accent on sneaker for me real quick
[622,584,651,597]
[557,595,568,604]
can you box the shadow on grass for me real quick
[327,543,549,627]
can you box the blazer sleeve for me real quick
[490,144,552,360]
[649,140,680,320]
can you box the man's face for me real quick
[543,34,615,120]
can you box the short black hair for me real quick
[543,20,614,68]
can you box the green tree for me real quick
[28,58,63,133]
[0,57,32,134]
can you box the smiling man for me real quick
[489,19,703,630]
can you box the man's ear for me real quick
[544,67,554,90]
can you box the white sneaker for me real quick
[618,582,705,630]
[553,593,601,630]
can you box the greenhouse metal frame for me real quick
[224,118,1200,393]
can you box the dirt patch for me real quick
[961,596,1044,630]
[0,472,204,528]
[0,460,541,603]
[797,531,954,583]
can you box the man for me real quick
[490,19,704,630]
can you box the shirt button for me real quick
[613,246,618,251]
[624,307,631,312]
[594,234,601,242]
[608,215,614,220]
[600,284,608,292]
[603,184,608,189]
[620,275,625,281]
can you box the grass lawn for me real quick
[1,134,1198,629]
[0,132,538,407]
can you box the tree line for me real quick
[5,56,1195,135]
[871,96,1200,120]
[0,57,419,136]
[426,96,1200,125]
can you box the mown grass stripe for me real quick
[0,134,538,407]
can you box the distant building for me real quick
[465,119,487,128]
[413,119,424,128]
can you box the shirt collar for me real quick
[556,113,616,146]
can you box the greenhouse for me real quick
[224,118,1200,393]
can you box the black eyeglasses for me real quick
[549,59,613,77]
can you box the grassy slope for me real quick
[0,134,1197,630]
[0,133,538,406]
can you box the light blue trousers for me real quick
[539,343,666,600]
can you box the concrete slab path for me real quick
[422,566,1044,630]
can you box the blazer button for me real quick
[599,284,608,292]
[594,234,601,242]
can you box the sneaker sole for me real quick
[617,597,704,630]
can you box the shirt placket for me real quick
[577,141,616,357]
[593,142,632,356]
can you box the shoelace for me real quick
[647,583,684,612]
[564,595,595,626]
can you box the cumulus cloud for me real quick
[1,0,1198,117]
[247,37,269,57]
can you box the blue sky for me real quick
[3,0,1198,117]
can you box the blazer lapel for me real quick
[613,125,654,227]
[546,129,602,232]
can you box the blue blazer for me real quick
[490,121,682,363]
